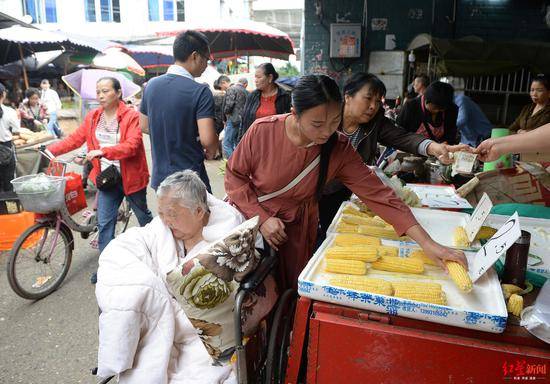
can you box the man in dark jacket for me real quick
[222,78,248,158]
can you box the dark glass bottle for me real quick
[501,230,531,288]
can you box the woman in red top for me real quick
[48,77,152,252]
[237,63,291,143]
[226,75,467,290]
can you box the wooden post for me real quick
[18,44,29,89]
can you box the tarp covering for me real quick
[409,34,550,76]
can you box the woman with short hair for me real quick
[397,81,459,144]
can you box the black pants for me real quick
[316,186,352,247]
[0,141,15,192]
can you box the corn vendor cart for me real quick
[282,200,550,383]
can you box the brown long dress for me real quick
[225,114,418,290]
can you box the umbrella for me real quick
[152,19,295,60]
[62,68,141,100]
[92,47,145,77]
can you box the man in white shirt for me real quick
[40,79,62,138]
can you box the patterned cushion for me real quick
[166,216,261,363]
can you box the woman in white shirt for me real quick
[0,83,20,191]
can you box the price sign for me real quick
[470,212,521,283]
[464,193,493,242]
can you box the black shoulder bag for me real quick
[95,123,122,191]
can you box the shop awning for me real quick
[408,34,550,76]
[0,25,66,64]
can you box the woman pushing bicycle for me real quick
[47,77,153,252]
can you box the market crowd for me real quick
[2,29,550,382]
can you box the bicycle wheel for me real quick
[7,221,73,300]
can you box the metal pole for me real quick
[18,44,29,89]
[503,93,510,126]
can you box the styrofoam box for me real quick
[326,201,481,250]
[486,214,550,278]
[298,234,508,333]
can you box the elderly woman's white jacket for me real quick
[96,194,252,383]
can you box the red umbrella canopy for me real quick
[153,19,295,60]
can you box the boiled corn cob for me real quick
[341,214,387,227]
[372,216,390,226]
[453,226,470,247]
[336,222,405,241]
[325,246,379,262]
[507,294,523,317]
[330,276,393,295]
[342,205,373,218]
[392,281,447,305]
[446,261,473,292]
[408,249,438,266]
[334,234,381,247]
[376,246,399,258]
[501,284,523,300]
[371,256,424,274]
[325,259,367,275]
[475,226,498,241]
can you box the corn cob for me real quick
[348,201,373,215]
[446,261,473,292]
[371,256,424,274]
[501,284,523,300]
[507,294,523,317]
[334,234,381,247]
[341,214,387,227]
[325,246,379,262]
[372,216,390,227]
[392,281,447,305]
[342,205,373,218]
[325,259,367,275]
[376,246,399,258]
[408,249,438,266]
[336,222,406,241]
[330,276,393,295]
[475,226,498,241]
[453,226,470,247]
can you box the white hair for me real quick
[157,170,209,212]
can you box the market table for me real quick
[285,293,549,383]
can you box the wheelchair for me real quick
[92,248,297,384]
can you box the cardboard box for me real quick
[467,164,550,206]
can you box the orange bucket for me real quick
[0,211,36,251]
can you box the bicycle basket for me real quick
[11,173,66,214]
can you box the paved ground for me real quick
[0,134,226,384]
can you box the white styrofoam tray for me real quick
[406,184,473,209]
[298,234,508,333]
[486,214,550,277]
[326,201,481,250]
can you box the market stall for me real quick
[284,182,550,382]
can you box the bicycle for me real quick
[7,149,132,300]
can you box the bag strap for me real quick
[258,154,320,203]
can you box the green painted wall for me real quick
[303,0,550,76]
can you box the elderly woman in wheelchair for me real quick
[95,170,278,384]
